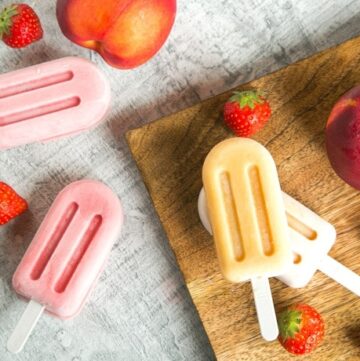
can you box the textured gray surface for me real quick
[0,0,360,360]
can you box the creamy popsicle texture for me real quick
[278,193,335,288]
[199,189,335,285]
[12,180,123,319]
[202,138,292,341]
[0,57,111,149]
[199,189,360,296]
[202,138,292,283]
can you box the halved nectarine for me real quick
[57,0,176,69]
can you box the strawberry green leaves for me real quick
[278,309,302,339]
[0,5,18,38]
[229,90,264,109]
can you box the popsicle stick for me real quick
[7,300,45,354]
[319,255,360,296]
[251,277,279,341]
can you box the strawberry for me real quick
[223,90,271,137]
[0,4,43,48]
[278,304,325,355]
[0,182,28,225]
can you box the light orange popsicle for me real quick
[202,137,292,283]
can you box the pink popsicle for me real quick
[8,180,123,353]
[0,57,111,149]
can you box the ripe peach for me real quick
[56,0,176,69]
[326,85,360,189]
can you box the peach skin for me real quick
[56,0,176,69]
[326,85,360,190]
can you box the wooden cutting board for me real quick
[126,36,360,361]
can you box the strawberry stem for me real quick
[278,309,302,339]
[229,90,264,109]
[0,5,18,39]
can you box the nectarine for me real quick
[56,0,176,69]
[326,85,360,190]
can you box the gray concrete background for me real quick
[0,0,360,359]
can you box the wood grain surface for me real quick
[126,36,360,361]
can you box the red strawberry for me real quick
[223,90,271,137]
[0,182,28,225]
[278,304,325,355]
[0,4,43,48]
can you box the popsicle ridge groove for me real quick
[31,202,79,281]
[286,212,317,240]
[55,215,103,293]
[220,172,244,261]
[0,71,74,100]
[293,253,302,264]
[0,97,81,126]
[248,166,274,256]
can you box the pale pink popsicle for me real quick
[8,180,123,353]
[13,179,123,318]
[0,57,111,149]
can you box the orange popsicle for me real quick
[202,138,292,340]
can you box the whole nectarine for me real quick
[56,0,176,69]
[326,85,360,189]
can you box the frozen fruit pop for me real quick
[280,193,360,294]
[199,189,360,296]
[0,57,111,149]
[7,180,123,353]
[202,138,292,341]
